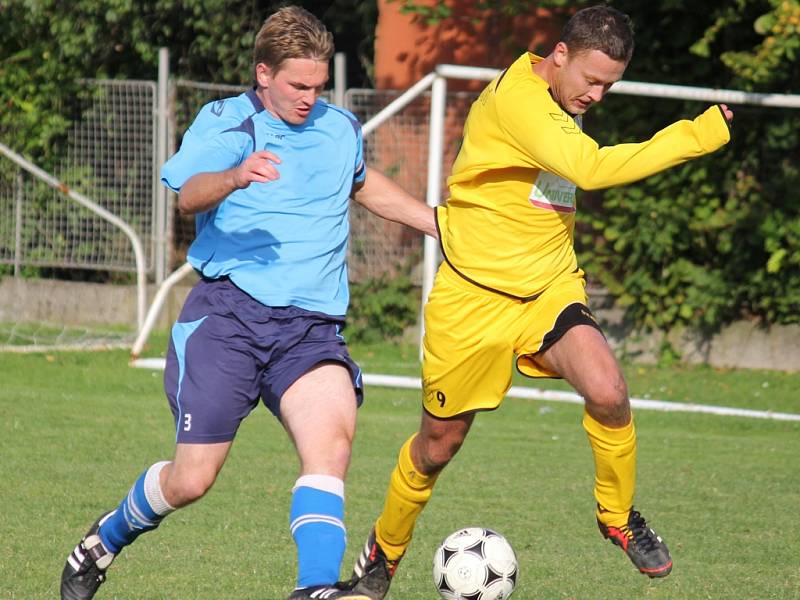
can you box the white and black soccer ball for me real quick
[432,527,518,600]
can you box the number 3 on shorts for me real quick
[183,413,192,431]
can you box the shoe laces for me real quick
[624,511,660,552]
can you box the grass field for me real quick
[2,337,799,599]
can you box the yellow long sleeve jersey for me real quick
[438,53,731,299]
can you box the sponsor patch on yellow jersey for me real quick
[529,171,577,213]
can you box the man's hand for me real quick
[178,151,282,215]
[233,150,281,189]
[720,103,734,123]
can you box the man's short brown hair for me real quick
[253,5,334,78]
[560,5,634,63]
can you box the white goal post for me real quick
[130,65,800,361]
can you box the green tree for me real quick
[0,0,377,166]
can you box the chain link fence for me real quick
[0,75,478,285]
[0,80,157,276]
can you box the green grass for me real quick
[1,339,799,599]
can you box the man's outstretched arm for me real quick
[352,167,438,239]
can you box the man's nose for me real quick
[587,84,605,103]
[301,89,318,106]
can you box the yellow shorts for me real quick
[421,262,595,418]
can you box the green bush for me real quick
[345,274,420,343]
[579,98,800,333]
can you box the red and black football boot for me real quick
[346,527,403,599]
[598,508,673,578]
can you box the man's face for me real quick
[256,58,329,125]
[552,45,627,115]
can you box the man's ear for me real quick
[255,63,273,88]
[552,41,569,68]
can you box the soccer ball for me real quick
[432,527,518,600]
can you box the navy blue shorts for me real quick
[163,278,363,444]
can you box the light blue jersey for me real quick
[161,89,366,316]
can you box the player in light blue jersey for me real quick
[60,6,436,600]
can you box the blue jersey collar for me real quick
[246,88,266,113]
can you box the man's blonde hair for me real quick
[253,5,334,79]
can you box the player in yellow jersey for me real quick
[347,6,733,597]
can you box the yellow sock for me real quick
[582,410,636,528]
[374,434,439,561]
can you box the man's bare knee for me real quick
[421,437,463,472]
[303,435,353,476]
[413,420,471,475]
[163,469,217,508]
[585,375,630,426]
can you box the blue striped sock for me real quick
[98,462,173,553]
[290,475,346,588]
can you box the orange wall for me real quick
[374,0,563,90]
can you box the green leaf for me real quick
[753,13,775,36]
[766,248,787,273]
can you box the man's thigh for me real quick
[258,311,363,418]
[536,324,621,389]
[534,325,630,425]
[279,362,357,478]
[422,266,519,418]
[515,271,602,379]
